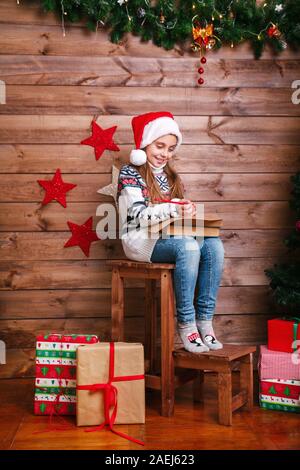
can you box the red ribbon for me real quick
[154,198,187,205]
[33,389,73,434]
[77,342,145,446]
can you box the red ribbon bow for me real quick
[33,389,73,433]
[77,342,145,446]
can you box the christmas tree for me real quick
[265,172,300,314]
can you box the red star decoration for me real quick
[37,169,77,208]
[64,216,99,257]
[80,120,120,161]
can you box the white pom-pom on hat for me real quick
[130,149,147,166]
[130,111,182,166]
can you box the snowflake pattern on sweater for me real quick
[117,165,170,230]
[116,164,180,261]
[155,173,170,194]
[117,164,171,214]
[117,165,148,194]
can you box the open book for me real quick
[148,213,223,237]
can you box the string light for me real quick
[61,0,66,37]
[125,1,132,22]
[95,19,105,39]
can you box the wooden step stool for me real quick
[173,344,256,425]
[106,259,197,417]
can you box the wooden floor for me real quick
[1,373,299,450]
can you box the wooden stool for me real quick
[106,259,197,417]
[173,344,256,425]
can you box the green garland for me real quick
[35,0,300,58]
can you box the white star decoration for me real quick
[275,4,283,12]
[97,165,119,204]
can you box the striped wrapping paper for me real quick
[259,379,300,414]
[34,333,99,415]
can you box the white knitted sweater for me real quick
[117,164,180,262]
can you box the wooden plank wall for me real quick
[0,0,300,378]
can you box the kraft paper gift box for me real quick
[76,342,145,426]
[34,333,99,415]
[149,213,223,238]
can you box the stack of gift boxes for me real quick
[34,333,145,444]
[259,318,300,414]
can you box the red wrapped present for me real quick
[259,379,300,414]
[34,333,99,416]
[268,317,300,353]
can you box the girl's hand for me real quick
[174,199,196,217]
[191,202,197,217]
[180,199,197,217]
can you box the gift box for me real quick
[259,345,300,381]
[268,317,300,353]
[76,342,145,426]
[259,378,300,414]
[34,333,99,416]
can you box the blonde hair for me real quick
[132,160,185,203]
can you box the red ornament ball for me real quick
[198,77,204,85]
[200,56,207,64]
[198,67,204,74]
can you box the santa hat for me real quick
[130,111,182,166]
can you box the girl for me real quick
[117,111,224,353]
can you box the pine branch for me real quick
[35,0,300,56]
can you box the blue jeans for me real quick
[150,236,224,324]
